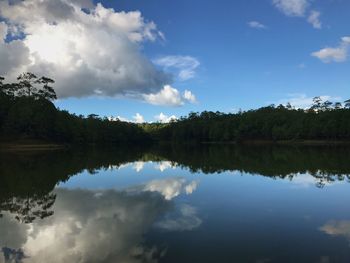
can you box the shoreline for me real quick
[2,139,350,152]
[0,142,67,152]
[201,140,350,146]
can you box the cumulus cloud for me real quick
[0,0,182,101]
[272,0,309,16]
[110,112,177,124]
[154,113,177,123]
[183,90,197,103]
[307,10,322,29]
[0,180,201,263]
[276,94,341,109]
[312,37,350,63]
[153,55,200,81]
[0,22,30,75]
[133,113,145,123]
[247,21,267,29]
[133,161,145,172]
[109,113,144,123]
[143,85,196,106]
[0,188,170,263]
[154,161,177,172]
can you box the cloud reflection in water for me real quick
[0,178,201,263]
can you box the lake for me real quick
[1,144,350,263]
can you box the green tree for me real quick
[311,96,322,111]
[17,72,39,97]
[36,76,57,101]
[345,99,350,109]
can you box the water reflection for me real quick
[142,178,198,200]
[0,177,200,263]
[0,193,56,223]
[320,220,350,243]
[1,145,350,262]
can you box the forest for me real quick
[1,73,350,144]
[153,98,350,142]
[0,73,149,144]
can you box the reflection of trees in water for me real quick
[151,144,350,186]
[1,144,350,223]
[0,180,200,263]
[0,146,148,223]
[0,193,56,223]
[312,172,350,188]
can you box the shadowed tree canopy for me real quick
[0,73,150,144]
[1,73,350,144]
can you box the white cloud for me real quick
[154,113,177,123]
[276,94,341,109]
[247,21,267,29]
[307,10,322,29]
[108,114,144,123]
[154,161,177,172]
[116,116,130,122]
[133,161,145,172]
[0,22,7,40]
[0,188,171,263]
[0,180,202,263]
[183,90,197,103]
[133,113,145,123]
[143,85,196,106]
[143,178,199,200]
[312,36,350,63]
[0,22,30,75]
[272,0,323,29]
[0,0,174,99]
[272,0,309,16]
[153,55,200,81]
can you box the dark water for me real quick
[1,144,350,263]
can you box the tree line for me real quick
[1,73,350,144]
[152,97,350,142]
[0,73,149,144]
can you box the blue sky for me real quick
[0,0,349,122]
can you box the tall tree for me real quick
[36,76,57,101]
[311,96,322,111]
[17,72,38,97]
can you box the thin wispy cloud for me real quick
[153,55,200,81]
[307,10,322,29]
[247,21,267,29]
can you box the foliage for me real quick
[1,73,350,144]
[153,97,350,142]
[0,73,150,144]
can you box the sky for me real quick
[0,0,349,122]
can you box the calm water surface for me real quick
[1,145,350,263]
